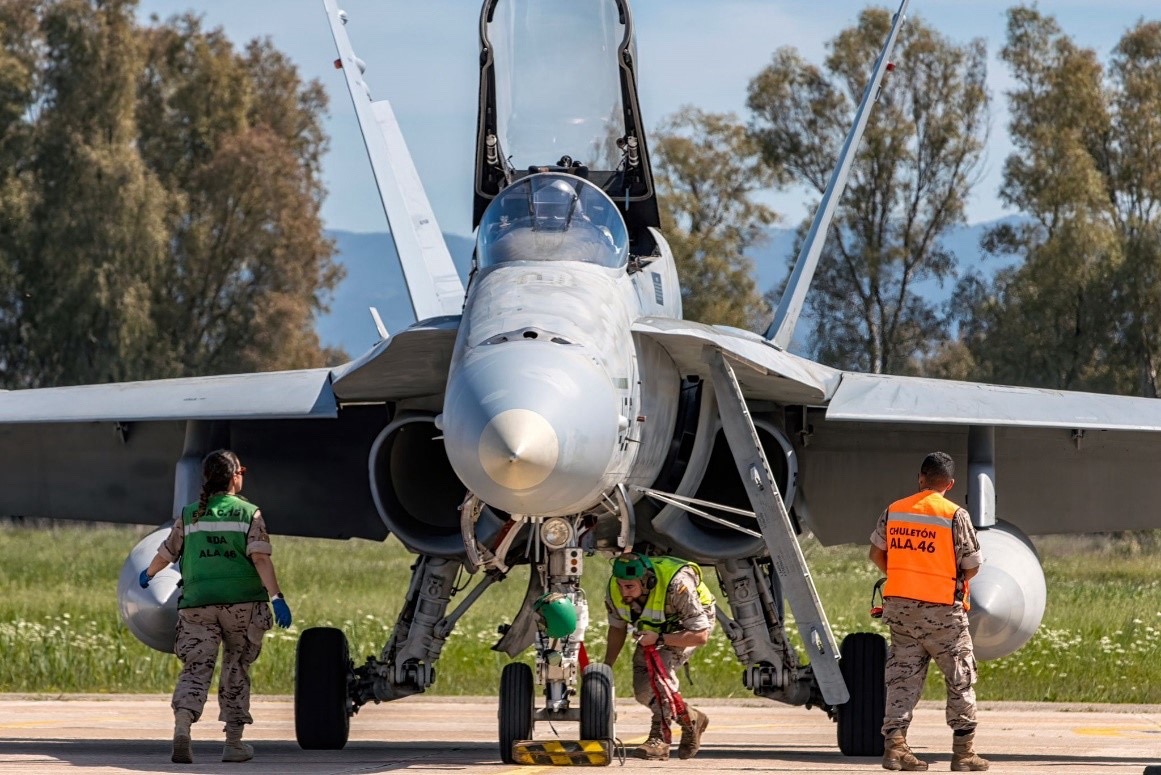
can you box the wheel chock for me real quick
[511,739,612,766]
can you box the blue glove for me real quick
[138,569,151,589]
[272,596,292,628]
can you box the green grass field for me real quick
[1,524,1158,703]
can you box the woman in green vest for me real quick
[139,449,292,765]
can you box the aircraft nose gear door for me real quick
[704,347,849,707]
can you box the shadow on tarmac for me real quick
[0,739,501,774]
[3,738,1157,773]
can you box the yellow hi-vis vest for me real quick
[608,556,715,633]
[883,490,969,608]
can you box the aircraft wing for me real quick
[0,320,459,540]
[323,0,465,322]
[640,319,1161,544]
[0,369,337,423]
[826,372,1161,431]
[802,371,1161,543]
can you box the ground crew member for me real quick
[869,451,989,772]
[603,552,715,761]
[139,450,292,765]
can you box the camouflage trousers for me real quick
[631,640,701,723]
[881,597,977,735]
[172,602,272,726]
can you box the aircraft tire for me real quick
[295,626,351,750]
[836,631,886,757]
[579,662,615,740]
[499,662,534,763]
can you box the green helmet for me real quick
[611,553,654,582]
[534,593,578,639]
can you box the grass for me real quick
[1,524,1159,703]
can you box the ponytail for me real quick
[193,449,242,522]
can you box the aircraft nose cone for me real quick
[443,341,621,515]
[478,408,560,489]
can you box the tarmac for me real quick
[1,694,1159,774]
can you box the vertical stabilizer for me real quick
[323,0,466,322]
[765,0,911,349]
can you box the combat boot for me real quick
[882,730,928,771]
[171,709,195,764]
[632,715,669,761]
[950,731,989,771]
[222,723,254,763]
[677,706,709,759]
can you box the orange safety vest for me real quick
[882,490,969,608]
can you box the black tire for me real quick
[836,632,887,757]
[295,626,351,750]
[579,662,615,740]
[499,662,534,764]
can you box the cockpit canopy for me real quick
[476,173,629,269]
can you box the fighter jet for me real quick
[7,0,1161,763]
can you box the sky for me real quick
[133,1,1161,238]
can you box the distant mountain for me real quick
[747,215,1026,299]
[317,217,1025,357]
[316,231,474,357]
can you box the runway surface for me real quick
[1,694,1159,774]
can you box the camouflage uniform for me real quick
[158,511,274,726]
[870,507,982,735]
[605,566,715,717]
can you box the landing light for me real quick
[540,518,572,550]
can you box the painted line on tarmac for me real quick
[1073,726,1161,737]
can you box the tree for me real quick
[651,106,777,330]
[0,2,41,368]
[953,7,1161,395]
[747,8,988,374]
[136,14,343,377]
[9,0,172,388]
[0,1,343,389]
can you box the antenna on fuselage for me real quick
[764,0,911,350]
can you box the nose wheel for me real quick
[499,662,534,763]
[580,663,615,740]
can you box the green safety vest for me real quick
[178,494,268,609]
[608,556,715,633]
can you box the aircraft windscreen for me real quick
[488,0,627,172]
[476,173,629,269]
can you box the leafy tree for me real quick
[747,8,988,373]
[136,14,342,376]
[0,0,343,389]
[0,2,40,367]
[651,106,777,330]
[953,7,1161,395]
[9,0,172,388]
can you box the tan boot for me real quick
[171,709,195,764]
[950,731,989,771]
[222,741,254,763]
[222,723,254,763]
[678,706,709,760]
[632,715,670,761]
[882,730,928,771]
